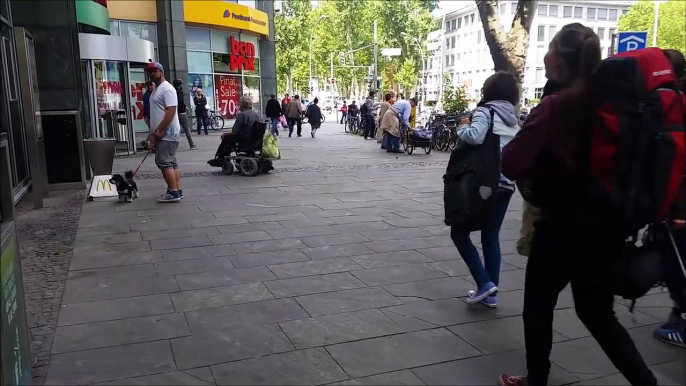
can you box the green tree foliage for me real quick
[442,84,470,114]
[275,0,436,99]
[618,0,686,51]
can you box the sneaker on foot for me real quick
[190,145,198,150]
[500,375,527,386]
[468,290,497,308]
[654,325,686,348]
[158,190,181,203]
[465,282,497,304]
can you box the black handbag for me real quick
[443,107,501,231]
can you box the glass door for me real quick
[93,60,126,139]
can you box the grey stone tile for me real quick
[268,257,364,279]
[136,206,203,217]
[52,313,190,354]
[210,348,348,385]
[230,249,310,268]
[300,243,376,260]
[73,241,151,255]
[412,349,577,386]
[326,328,481,378]
[79,213,152,229]
[569,374,630,385]
[171,282,274,312]
[428,259,473,276]
[266,225,338,239]
[245,212,310,223]
[191,216,249,227]
[383,277,475,300]
[170,324,294,370]
[95,370,213,385]
[279,309,404,349]
[350,251,433,269]
[69,251,160,271]
[552,305,659,339]
[232,238,307,254]
[154,257,235,276]
[45,341,176,385]
[651,360,686,386]
[626,325,686,367]
[150,212,217,225]
[362,227,434,241]
[149,236,213,250]
[175,266,276,291]
[67,264,156,280]
[209,230,274,245]
[141,227,221,241]
[448,316,566,355]
[351,264,447,286]
[300,234,370,248]
[332,221,398,234]
[295,287,403,316]
[277,217,336,229]
[129,221,192,232]
[460,268,526,292]
[329,214,386,225]
[383,217,443,227]
[58,294,174,326]
[77,225,132,236]
[380,309,438,332]
[331,370,425,386]
[417,246,464,262]
[265,272,366,298]
[75,232,143,247]
[185,298,310,332]
[63,275,179,303]
[216,221,284,234]
[364,236,453,253]
[161,245,236,262]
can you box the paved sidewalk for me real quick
[45,122,684,385]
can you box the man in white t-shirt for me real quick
[146,61,183,203]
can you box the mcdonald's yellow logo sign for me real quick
[95,180,113,192]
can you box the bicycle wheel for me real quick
[211,115,225,131]
[344,120,349,133]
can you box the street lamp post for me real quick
[309,14,328,98]
[652,1,661,47]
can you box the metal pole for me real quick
[309,35,313,98]
[652,1,660,47]
[331,52,336,122]
[373,20,378,98]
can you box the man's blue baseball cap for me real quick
[145,61,164,72]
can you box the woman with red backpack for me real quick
[497,23,673,386]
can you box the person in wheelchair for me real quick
[207,95,260,167]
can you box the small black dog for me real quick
[110,171,139,203]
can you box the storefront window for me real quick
[243,76,261,113]
[186,27,211,51]
[211,30,238,54]
[212,53,240,74]
[188,74,215,117]
[240,35,260,57]
[244,58,260,76]
[187,51,212,74]
[121,21,157,44]
[129,69,148,133]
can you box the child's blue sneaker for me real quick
[468,290,498,308]
[654,325,686,348]
[465,282,497,304]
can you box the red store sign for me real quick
[215,74,241,119]
[229,35,255,72]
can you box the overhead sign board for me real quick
[183,0,269,37]
[381,48,402,57]
[617,31,648,53]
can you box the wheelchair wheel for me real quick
[259,159,273,173]
[222,160,234,175]
[239,158,259,176]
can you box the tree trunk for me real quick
[476,0,537,85]
[287,66,293,95]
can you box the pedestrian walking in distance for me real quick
[265,94,282,136]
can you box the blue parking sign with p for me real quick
[617,31,648,53]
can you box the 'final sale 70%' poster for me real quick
[215,74,242,119]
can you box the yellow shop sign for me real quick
[184,1,269,37]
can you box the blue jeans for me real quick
[270,117,280,135]
[364,114,374,138]
[450,188,513,288]
[385,133,400,152]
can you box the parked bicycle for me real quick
[192,109,225,131]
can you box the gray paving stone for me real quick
[154,257,235,276]
[268,257,364,279]
[75,232,143,247]
[185,298,310,332]
[230,249,310,268]
[45,341,176,385]
[461,268,526,292]
[171,282,274,312]
[52,313,190,354]
[62,275,179,303]
[210,230,274,245]
[73,241,152,255]
[351,264,447,286]
[150,212,217,225]
[448,316,566,355]
[331,370,425,386]
[265,272,366,298]
[299,234,370,248]
[266,225,338,239]
[69,251,160,270]
[95,370,214,385]
[175,266,276,291]
[412,349,577,386]
[67,264,156,280]
[244,212,310,223]
[79,213,152,229]
[141,227,221,241]
[428,259,473,276]
[364,236,454,253]
[170,323,294,369]
[383,217,443,227]
[277,217,336,229]
[329,214,386,225]
[350,250,433,269]
[279,309,404,349]
[651,361,686,386]
[383,276,475,300]
[210,347,348,385]
[58,294,174,326]
[129,221,192,232]
[136,206,203,217]
[215,221,284,234]
[77,225,133,236]
[362,227,434,241]
[625,325,686,367]
[161,245,236,261]
[149,236,213,250]
[552,305,659,339]
[326,328,481,378]
[300,243,376,260]
[232,238,307,254]
[191,215,249,227]
[295,287,403,316]
[332,221,398,234]
[380,308,438,332]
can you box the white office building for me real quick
[421,0,634,104]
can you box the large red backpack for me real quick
[587,47,686,236]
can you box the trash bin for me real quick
[114,110,128,143]
[83,138,116,176]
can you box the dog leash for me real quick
[131,150,152,178]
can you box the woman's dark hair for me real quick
[384,93,392,101]
[313,97,319,104]
[664,49,685,84]
[554,23,602,146]
[271,94,276,99]
[482,71,519,105]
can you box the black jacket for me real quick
[194,95,208,117]
[176,90,188,114]
[265,98,282,118]
[305,104,322,128]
